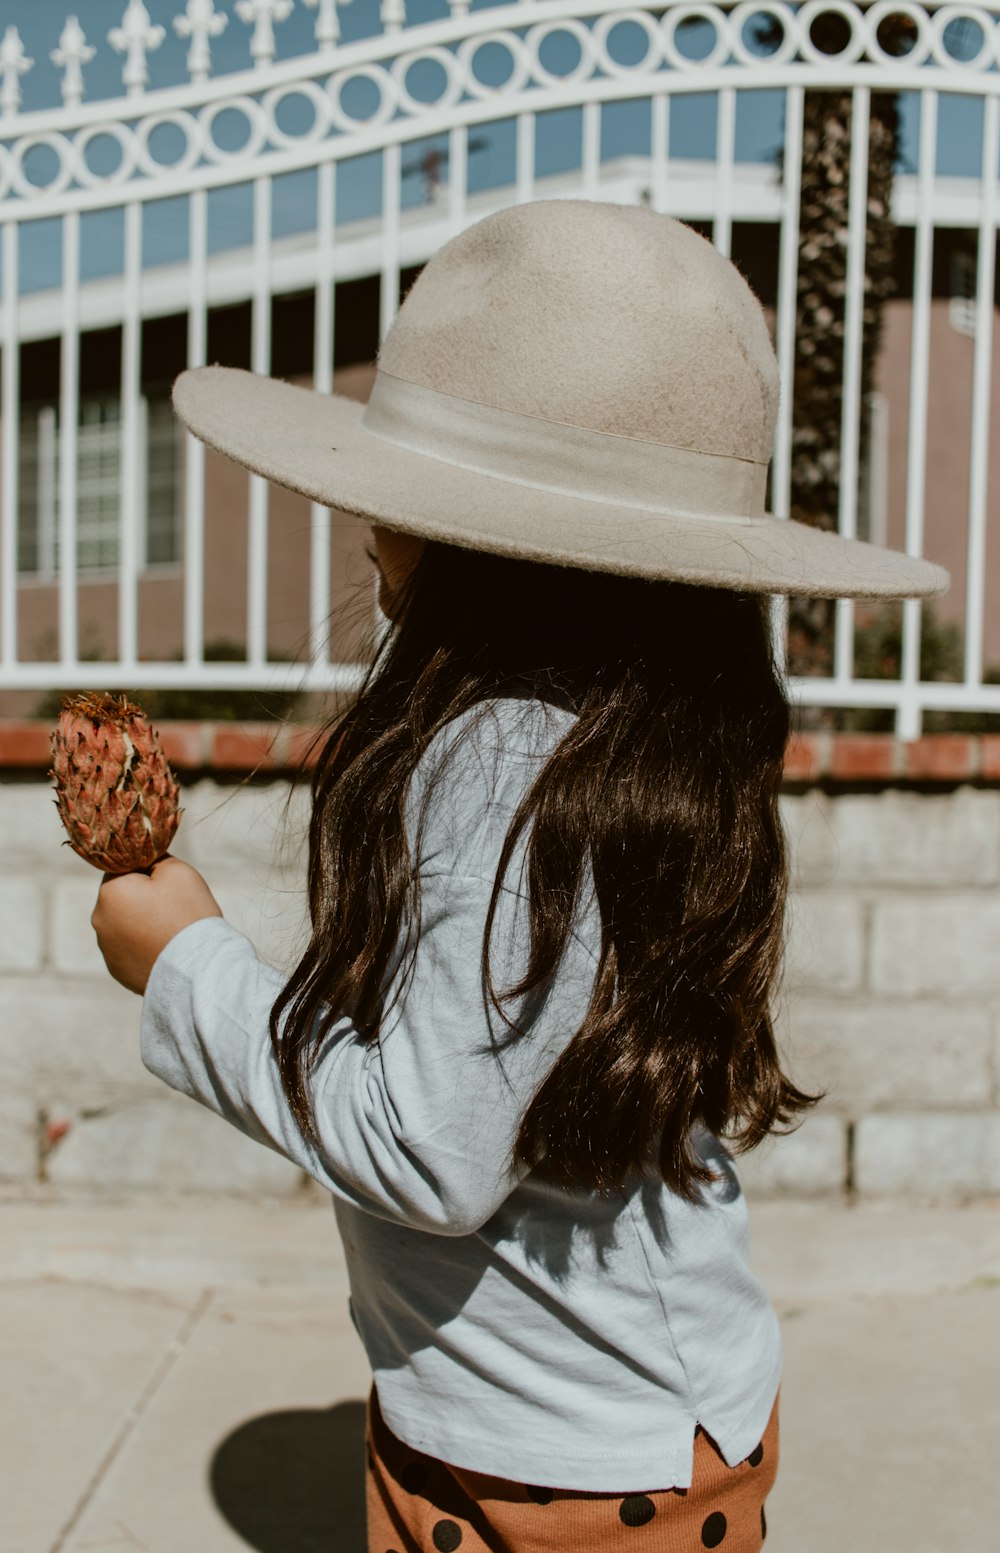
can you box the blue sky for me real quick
[5,0,988,293]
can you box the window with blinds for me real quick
[949,251,978,338]
[17,393,180,577]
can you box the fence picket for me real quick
[58,210,80,671]
[965,90,999,691]
[184,186,208,670]
[310,156,335,671]
[1,221,18,669]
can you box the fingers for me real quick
[92,858,193,933]
[89,852,223,996]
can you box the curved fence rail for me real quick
[2,0,1000,733]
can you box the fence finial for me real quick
[235,0,294,68]
[51,17,96,109]
[174,0,229,85]
[108,0,166,97]
[380,0,407,37]
[0,26,33,119]
[303,0,347,52]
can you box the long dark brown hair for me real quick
[270,541,820,1201]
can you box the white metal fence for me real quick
[2,0,1000,734]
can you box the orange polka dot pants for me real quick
[365,1385,779,1553]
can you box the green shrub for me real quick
[834,604,1000,733]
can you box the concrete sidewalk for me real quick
[3,1192,999,1553]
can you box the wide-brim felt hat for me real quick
[172,199,947,600]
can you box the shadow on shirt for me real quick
[494,1125,743,1284]
[209,1396,366,1552]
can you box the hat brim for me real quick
[173,367,948,600]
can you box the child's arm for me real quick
[97,847,595,1237]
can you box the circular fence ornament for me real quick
[456,32,531,101]
[200,95,269,163]
[262,80,332,147]
[591,12,665,78]
[526,18,597,88]
[74,121,137,187]
[392,47,464,117]
[10,132,73,199]
[327,63,396,131]
[730,2,799,65]
[661,5,733,70]
[135,111,201,177]
[865,0,934,66]
[931,4,995,67]
[798,0,870,63]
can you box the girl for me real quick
[92,200,946,1552]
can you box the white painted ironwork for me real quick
[184,186,208,670]
[964,88,999,689]
[309,156,335,667]
[108,1,166,97]
[899,87,937,739]
[304,0,347,52]
[58,210,80,670]
[1,221,18,669]
[0,0,998,731]
[236,0,295,66]
[119,198,143,670]
[767,80,803,678]
[174,1,230,85]
[51,18,96,109]
[832,85,869,691]
[248,169,273,669]
[0,26,32,119]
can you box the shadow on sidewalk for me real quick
[210,1397,367,1552]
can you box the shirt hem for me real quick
[697,1336,784,1469]
[375,1389,700,1493]
[373,1336,782,1494]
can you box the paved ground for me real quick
[3,1189,999,1553]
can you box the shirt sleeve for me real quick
[140,775,598,1237]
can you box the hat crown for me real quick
[376,200,779,466]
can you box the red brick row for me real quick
[0,719,326,773]
[784,733,999,782]
[1,720,998,783]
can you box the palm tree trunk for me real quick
[785,44,904,683]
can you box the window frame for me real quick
[16,388,182,581]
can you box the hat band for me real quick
[360,368,767,523]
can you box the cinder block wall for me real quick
[3,730,1000,1200]
[751,783,1000,1199]
[1,776,314,1197]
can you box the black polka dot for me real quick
[702,1510,728,1547]
[761,1506,767,1541]
[401,1461,427,1494]
[432,1520,463,1552]
[526,1485,554,1504]
[747,1442,764,1468]
[619,1495,656,1527]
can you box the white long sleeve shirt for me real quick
[140,696,782,1492]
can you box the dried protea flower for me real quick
[50,692,182,874]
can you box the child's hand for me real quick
[92,855,223,995]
